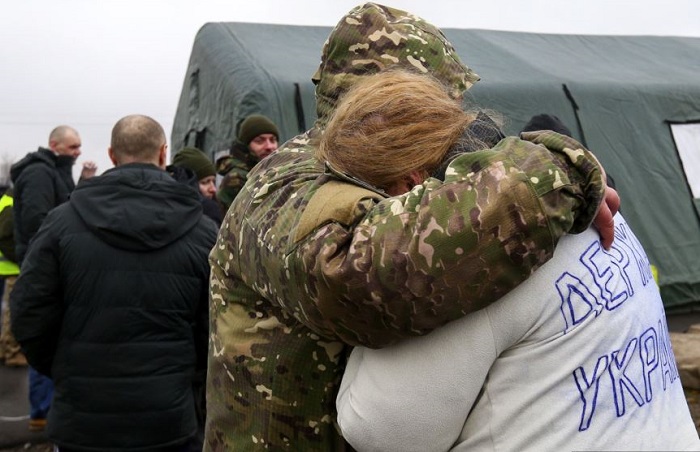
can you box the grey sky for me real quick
[1,0,698,177]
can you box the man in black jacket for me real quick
[11,114,217,452]
[10,125,94,263]
[10,125,95,430]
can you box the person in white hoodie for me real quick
[330,70,700,452]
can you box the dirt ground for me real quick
[686,387,700,431]
[3,390,700,452]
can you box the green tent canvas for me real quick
[172,22,700,312]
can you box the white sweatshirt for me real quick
[337,215,700,451]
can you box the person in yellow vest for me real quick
[0,188,26,366]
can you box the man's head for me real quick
[48,126,81,159]
[312,2,480,127]
[172,147,217,199]
[237,114,279,160]
[108,115,167,168]
[318,69,473,196]
[521,114,572,137]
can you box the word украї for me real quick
[556,221,679,432]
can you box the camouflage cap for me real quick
[312,2,480,126]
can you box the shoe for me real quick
[29,418,47,431]
[5,352,28,367]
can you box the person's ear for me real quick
[108,147,118,166]
[386,170,427,196]
[158,143,167,169]
[407,169,425,190]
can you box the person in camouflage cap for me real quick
[215,114,280,210]
[205,3,617,451]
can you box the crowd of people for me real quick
[0,112,280,451]
[0,2,697,452]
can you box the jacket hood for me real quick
[70,163,203,251]
[10,148,56,182]
[166,164,199,191]
[312,2,480,127]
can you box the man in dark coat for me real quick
[10,125,90,264]
[11,114,217,451]
[9,125,94,430]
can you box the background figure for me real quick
[169,146,224,225]
[9,125,93,431]
[521,113,573,136]
[11,126,83,263]
[10,115,217,451]
[0,188,24,367]
[205,4,613,450]
[331,70,696,451]
[215,114,279,210]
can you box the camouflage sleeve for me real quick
[289,131,605,348]
[216,165,249,210]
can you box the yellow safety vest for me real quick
[0,194,19,276]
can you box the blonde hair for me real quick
[317,69,475,191]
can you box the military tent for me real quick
[171,22,700,313]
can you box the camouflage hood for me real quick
[312,2,480,128]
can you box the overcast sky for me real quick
[1,0,699,178]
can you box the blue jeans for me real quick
[29,366,53,419]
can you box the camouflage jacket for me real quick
[205,3,605,451]
[216,153,256,210]
[206,130,605,451]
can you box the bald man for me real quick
[12,125,84,264]
[11,115,217,451]
[10,124,97,430]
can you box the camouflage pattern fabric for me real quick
[216,155,255,210]
[311,2,480,128]
[205,3,607,451]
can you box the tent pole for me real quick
[562,84,588,148]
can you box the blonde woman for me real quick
[317,69,497,196]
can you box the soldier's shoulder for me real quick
[218,156,252,176]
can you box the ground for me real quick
[3,390,700,451]
[687,387,700,431]
[0,445,53,452]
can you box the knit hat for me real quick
[172,147,215,180]
[521,114,572,137]
[237,115,279,145]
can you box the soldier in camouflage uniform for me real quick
[216,114,280,210]
[205,3,614,451]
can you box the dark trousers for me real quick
[59,444,191,452]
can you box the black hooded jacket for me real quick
[10,163,218,451]
[10,147,76,263]
[166,164,224,226]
